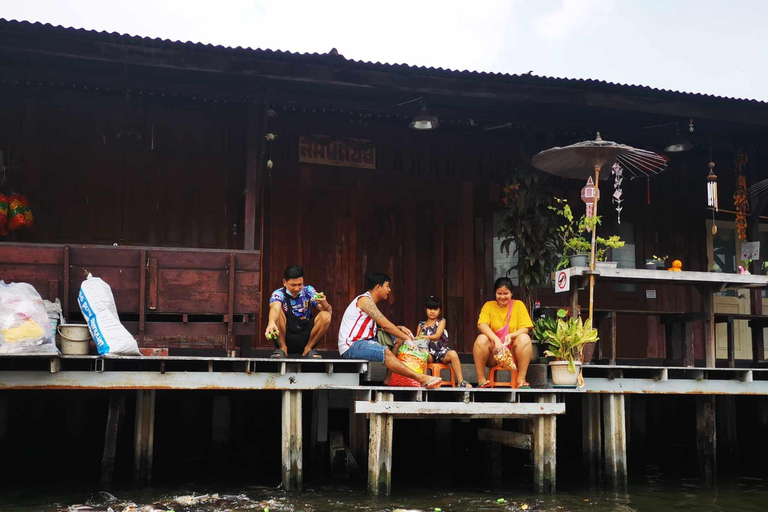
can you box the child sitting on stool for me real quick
[417,296,472,388]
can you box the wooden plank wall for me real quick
[0,86,246,250]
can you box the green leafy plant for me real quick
[649,254,668,266]
[595,235,626,262]
[551,200,603,269]
[498,169,565,313]
[532,309,567,341]
[544,315,600,373]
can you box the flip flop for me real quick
[459,380,473,388]
[270,349,287,359]
[477,381,492,388]
[424,376,443,389]
[302,349,322,359]
[517,381,531,389]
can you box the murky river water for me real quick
[1,472,766,512]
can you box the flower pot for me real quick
[550,360,582,387]
[582,341,596,364]
[570,253,590,268]
[644,262,657,270]
[595,261,618,270]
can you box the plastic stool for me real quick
[426,363,455,387]
[489,365,519,389]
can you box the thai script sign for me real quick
[299,135,376,169]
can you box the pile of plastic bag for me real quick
[388,339,429,387]
[0,280,58,354]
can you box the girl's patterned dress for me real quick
[419,319,450,363]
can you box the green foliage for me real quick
[544,315,600,373]
[595,235,625,262]
[498,169,565,312]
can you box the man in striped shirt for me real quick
[338,272,442,388]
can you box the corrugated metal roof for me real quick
[1,17,765,106]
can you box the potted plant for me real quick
[595,235,625,269]
[532,310,565,361]
[763,261,768,276]
[645,254,667,270]
[544,314,599,387]
[552,200,597,269]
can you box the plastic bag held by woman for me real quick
[78,274,140,356]
[0,280,58,354]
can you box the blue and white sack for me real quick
[78,274,140,356]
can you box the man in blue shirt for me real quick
[265,265,332,358]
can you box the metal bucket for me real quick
[58,324,91,355]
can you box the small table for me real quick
[564,267,768,368]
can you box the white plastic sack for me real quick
[78,274,140,356]
[0,280,59,354]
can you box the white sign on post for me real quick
[741,241,760,261]
[555,270,570,294]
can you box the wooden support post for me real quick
[138,249,146,345]
[486,418,503,489]
[726,316,736,368]
[368,391,393,497]
[101,395,123,486]
[533,394,557,494]
[683,321,695,368]
[702,287,716,368]
[281,390,303,491]
[582,394,602,482]
[696,396,717,486]
[609,311,617,364]
[311,390,329,472]
[212,395,231,460]
[602,393,627,488]
[715,396,737,469]
[570,282,581,319]
[134,390,156,482]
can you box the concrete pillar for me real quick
[533,394,557,494]
[281,390,303,491]
[368,391,393,497]
[602,393,627,488]
[696,396,717,486]
[134,390,156,482]
[101,395,123,485]
[582,394,602,481]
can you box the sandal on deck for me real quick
[477,381,492,388]
[517,381,531,389]
[459,380,473,388]
[302,349,322,359]
[424,376,443,389]
[271,349,287,359]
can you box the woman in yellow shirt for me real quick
[473,277,533,388]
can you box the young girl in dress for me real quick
[416,296,472,388]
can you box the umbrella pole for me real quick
[589,164,600,322]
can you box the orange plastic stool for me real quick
[426,363,455,387]
[489,365,519,389]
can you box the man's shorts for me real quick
[342,338,387,362]
[281,314,315,355]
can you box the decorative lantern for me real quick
[581,177,599,231]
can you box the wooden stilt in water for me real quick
[367,391,393,497]
[134,390,156,482]
[582,394,602,481]
[602,393,627,488]
[281,390,303,491]
[696,395,717,486]
[101,395,123,485]
[533,394,557,494]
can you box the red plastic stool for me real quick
[426,363,455,387]
[489,365,519,389]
